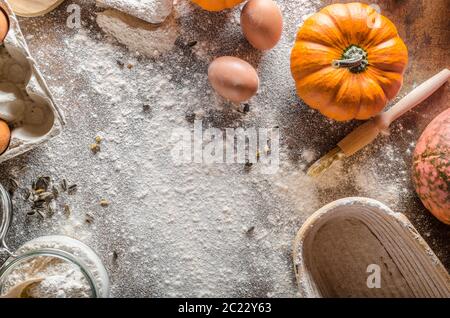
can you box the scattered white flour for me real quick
[1,0,448,298]
[96,0,173,24]
[301,149,317,163]
[2,256,91,298]
[96,9,178,58]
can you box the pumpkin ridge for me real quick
[299,11,353,50]
[290,58,329,80]
[363,15,400,48]
[296,67,348,116]
[367,38,409,73]
[365,69,390,102]
[331,73,361,119]
[327,72,348,111]
[365,31,399,51]
[322,10,349,49]
[290,41,341,79]
[352,74,363,118]
[346,3,372,46]
[297,40,343,54]
[365,68,402,100]
[321,3,354,46]
[342,2,356,44]
[296,66,346,94]
[355,74,386,119]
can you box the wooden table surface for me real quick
[0,0,448,297]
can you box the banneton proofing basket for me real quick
[0,1,64,164]
[293,198,450,298]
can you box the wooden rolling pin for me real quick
[308,68,450,177]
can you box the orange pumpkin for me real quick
[290,3,408,121]
[191,0,245,11]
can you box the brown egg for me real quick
[241,0,283,50]
[0,119,11,155]
[208,56,259,103]
[0,6,9,43]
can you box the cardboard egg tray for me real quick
[0,1,64,164]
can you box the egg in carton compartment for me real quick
[0,1,64,164]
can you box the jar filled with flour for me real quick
[0,184,110,298]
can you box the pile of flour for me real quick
[96,0,173,23]
[96,9,178,58]
[2,256,91,298]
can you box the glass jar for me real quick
[0,184,110,298]
[0,182,12,256]
[0,248,98,297]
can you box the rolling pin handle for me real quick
[381,68,450,125]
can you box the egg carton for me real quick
[0,1,64,164]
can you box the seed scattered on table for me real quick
[245,226,255,235]
[60,179,68,192]
[90,143,100,154]
[52,186,59,199]
[9,178,19,193]
[116,60,124,68]
[37,191,54,202]
[36,209,46,219]
[20,176,78,219]
[68,184,78,195]
[22,188,31,200]
[90,135,102,154]
[35,176,50,191]
[187,40,198,47]
[85,214,94,224]
[64,204,71,217]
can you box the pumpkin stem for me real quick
[332,55,364,68]
[332,45,368,73]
